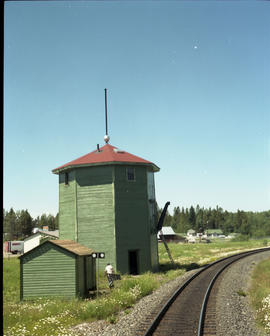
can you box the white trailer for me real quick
[10,241,24,254]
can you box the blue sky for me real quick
[4,1,270,217]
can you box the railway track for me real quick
[141,247,270,336]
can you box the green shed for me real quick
[52,143,160,275]
[20,240,96,300]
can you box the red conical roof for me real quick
[52,144,159,174]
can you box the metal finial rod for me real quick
[104,88,110,143]
[105,88,108,136]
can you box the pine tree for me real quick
[19,210,33,237]
[4,208,17,240]
[188,206,196,229]
[172,207,180,231]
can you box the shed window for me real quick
[65,172,69,185]
[127,168,135,181]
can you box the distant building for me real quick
[185,229,197,243]
[24,230,59,254]
[158,227,178,242]
[187,229,196,237]
[227,233,238,239]
[205,229,223,238]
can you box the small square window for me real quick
[65,172,69,185]
[127,168,135,181]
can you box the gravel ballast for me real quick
[216,250,270,336]
[71,250,270,336]
[71,269,199,336]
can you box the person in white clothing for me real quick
[105,263,114,289]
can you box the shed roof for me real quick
[24,230,59,242]
[24,232,41,241]
[159,226,176,235]
[20,240,94,258]
[52,144,159,174]
[205,229,223,234]
[50,240,94,256]
[39,230,59,238]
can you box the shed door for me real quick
[85,256,96,290]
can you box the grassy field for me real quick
[249,258,270,335]
[3,238,270,336]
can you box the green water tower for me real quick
[52,140,160,274]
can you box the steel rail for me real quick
[197,247,270,336]
[143,247,270,336]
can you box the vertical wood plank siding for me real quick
[21,244,77,299]
[150,234,159,271]
[59,171,76,240]
[77,256,84,296]
[76,166,116,270]
[86,256,96,290]
[147,172,159,272]
[58,164,158,274]
[114,165,152,274]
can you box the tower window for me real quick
[65,172,69,185]
[127,168,135,181]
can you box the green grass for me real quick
[249,258,270,335]
[236,289,247,297]
[159,238,269,271]
[3,262,161,336]
[3,238,269,336]
[3,257,20,303]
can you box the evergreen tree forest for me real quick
[158,205,270,238]
[3,205,270,241]
[3,208,59,241]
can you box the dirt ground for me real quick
[3,252,21,258]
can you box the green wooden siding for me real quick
[150,234,159,272]
[147,172,159,272]
[58,164,158,274]
[76,256,96,296]
[21,243,77,299]
[59,171,77,240]
[114,165,152,273]
[85,256,96,290]
[77,256,85,297]
[76,166,116,270]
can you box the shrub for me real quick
[232,234,250,242]
[262,239,268,246]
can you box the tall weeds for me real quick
[249,258,270,334]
